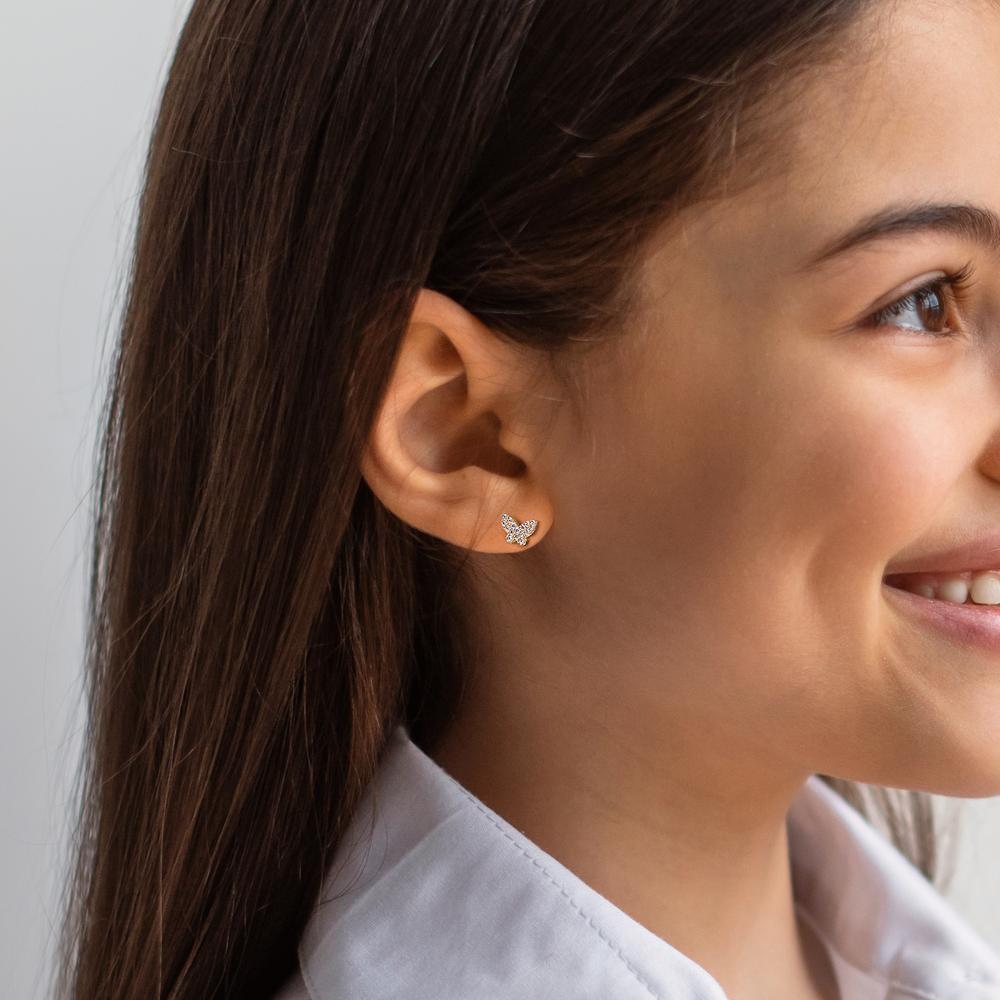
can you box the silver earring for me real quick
[500,512,539,547]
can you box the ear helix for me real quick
[500,512,539,547]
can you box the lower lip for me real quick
[882,581,1000,654]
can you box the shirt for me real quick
[275,723,1000,999]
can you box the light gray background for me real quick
[3,3,999,998]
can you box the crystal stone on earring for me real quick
[500,512,539,546]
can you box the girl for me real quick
[58,1,1000,997]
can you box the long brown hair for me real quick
[56,1,943,997]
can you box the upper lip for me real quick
[884,531,1000,577]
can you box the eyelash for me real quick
[862,260,978,338]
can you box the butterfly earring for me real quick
[500,512,539,547]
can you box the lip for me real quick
[882,579,1000,655]
[883,532,1000,576]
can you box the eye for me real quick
[861,261,977,338]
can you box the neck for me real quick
[428,656,838,999]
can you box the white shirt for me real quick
[276,723,1000,999]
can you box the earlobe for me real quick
[359,288,554,553]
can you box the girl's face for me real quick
[541,0,1000,796]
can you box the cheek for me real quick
[780,378,958,575]
[634,363,950,581]
[551,329,987,776]
[596,342,961,659]
[563,322,960,641]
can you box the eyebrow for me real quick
[796,201,1000,273]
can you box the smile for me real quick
[882,577,1000,656]
[883,571,1000,607]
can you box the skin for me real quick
[360,1,1000,997]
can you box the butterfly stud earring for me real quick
[500,512,539,547]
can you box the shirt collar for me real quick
[296,724,1000,1000]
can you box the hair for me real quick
[55,1,945,997]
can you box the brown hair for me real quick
[56,1,942,997]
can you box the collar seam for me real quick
[452,781,670,1000]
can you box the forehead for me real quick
[786,0,1000,206]
[666,0,1000,282]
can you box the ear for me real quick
[359,288,555,553]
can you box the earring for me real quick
[500,512,539,547]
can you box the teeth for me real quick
[938,579,969,604]
[887,570,1000,605]
[971,574,1000,605]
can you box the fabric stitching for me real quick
[297,734,999,1000]
[455,779,995,1000]
[453,784,666,1000]
[296,736,990,1000]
